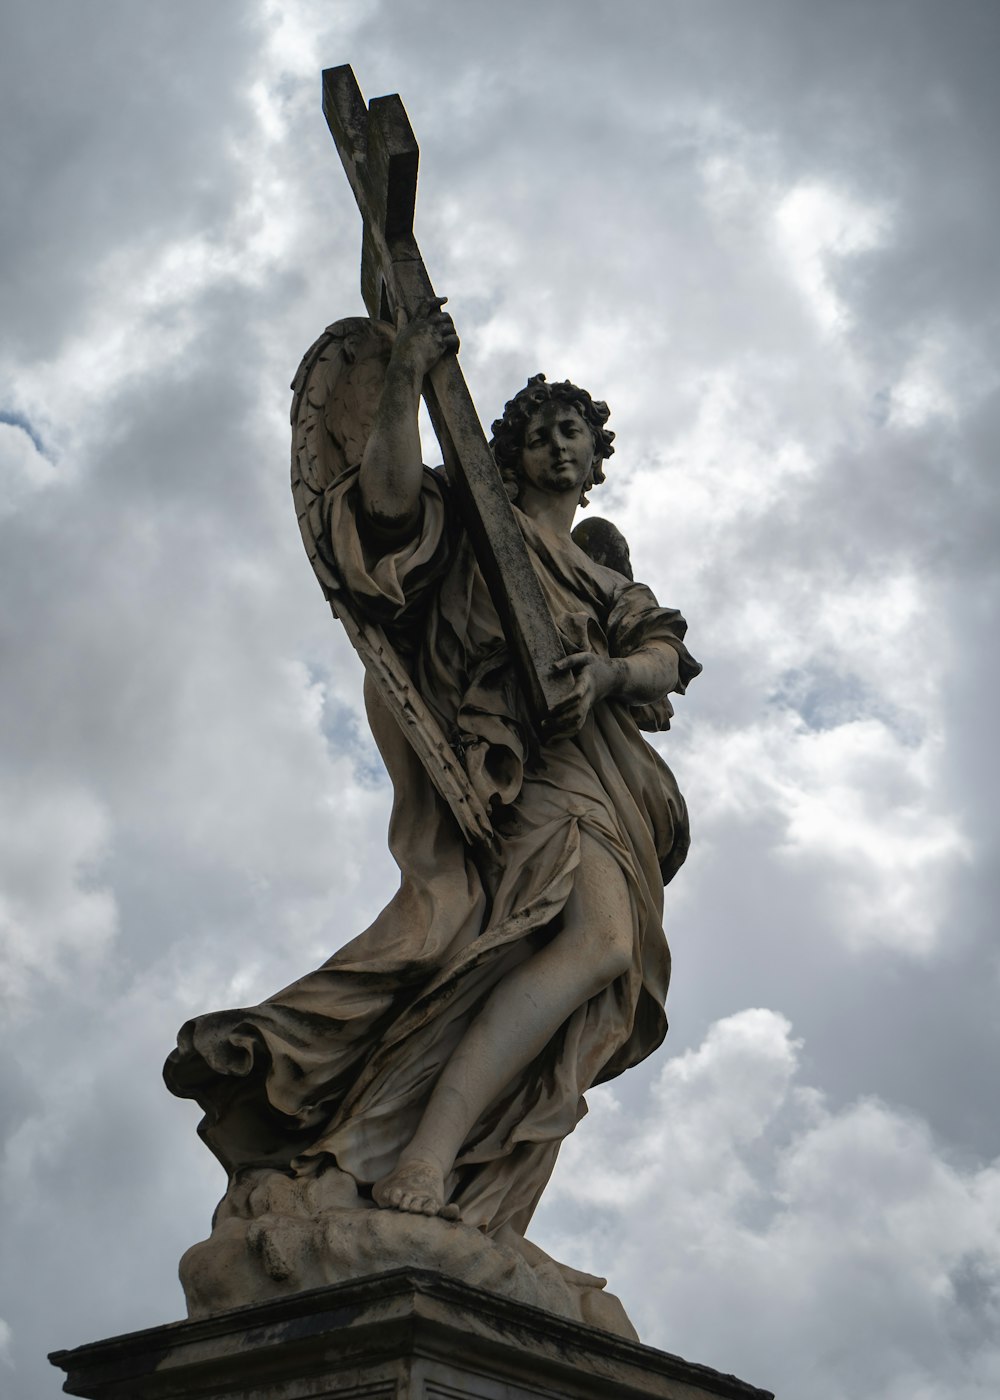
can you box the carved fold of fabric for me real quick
[164,473,696,1234]
[323,465,453,626]
[297,699,672,1237]
[608,584,702,692]
[606,583,704,732]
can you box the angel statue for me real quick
[164,300,701,1335]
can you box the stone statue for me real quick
[162,68,700,1339]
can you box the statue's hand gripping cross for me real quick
[323,65,571,728]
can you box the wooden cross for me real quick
[322,64,570,728]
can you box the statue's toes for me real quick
[440,1203,461,1221]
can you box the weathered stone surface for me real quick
[51,1269,774,1400]
[162,66,703,1341]
[165,310,702,1296]
[179,1166,638,1340]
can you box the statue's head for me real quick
[489,374,615,509]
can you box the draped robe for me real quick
[164,467,701,1235]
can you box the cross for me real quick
[322,64,571,729]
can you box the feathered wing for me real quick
[570,516,634,581]
[291,318,494,846]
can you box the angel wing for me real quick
[291,317,494,846]
[571,516,634,580]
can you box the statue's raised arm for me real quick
[358,298,459,536]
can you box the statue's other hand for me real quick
[542,652,618,740]
[394,296,460,378]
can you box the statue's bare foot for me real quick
[373,1155,460,1220]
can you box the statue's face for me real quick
[519,402,596,498]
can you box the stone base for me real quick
[177,1166,638,1342]
[51,1268,773,1400]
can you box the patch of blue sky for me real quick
[770,665,922,746]
[0,409,48,457]
[320,693,387,789]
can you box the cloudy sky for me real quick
[2,2,998,1397]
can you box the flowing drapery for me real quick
[165,468,700,1234]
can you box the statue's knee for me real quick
[587,927,632,996]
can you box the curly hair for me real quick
[489,374,615,508]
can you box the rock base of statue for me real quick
[51,1268,773,1400]
[174,1165,639,1340]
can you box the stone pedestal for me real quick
[51,1268,772,1400]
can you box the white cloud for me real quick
[890,338,959,430]
[537,1010,1000,1400]
[684,712,967,956]
[888,327,999,432]
[773,181,891,333]
[0,781,118,1010]
[0,421,56,515]
[633,367,818,534]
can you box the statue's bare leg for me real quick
[373,832,632,1217]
